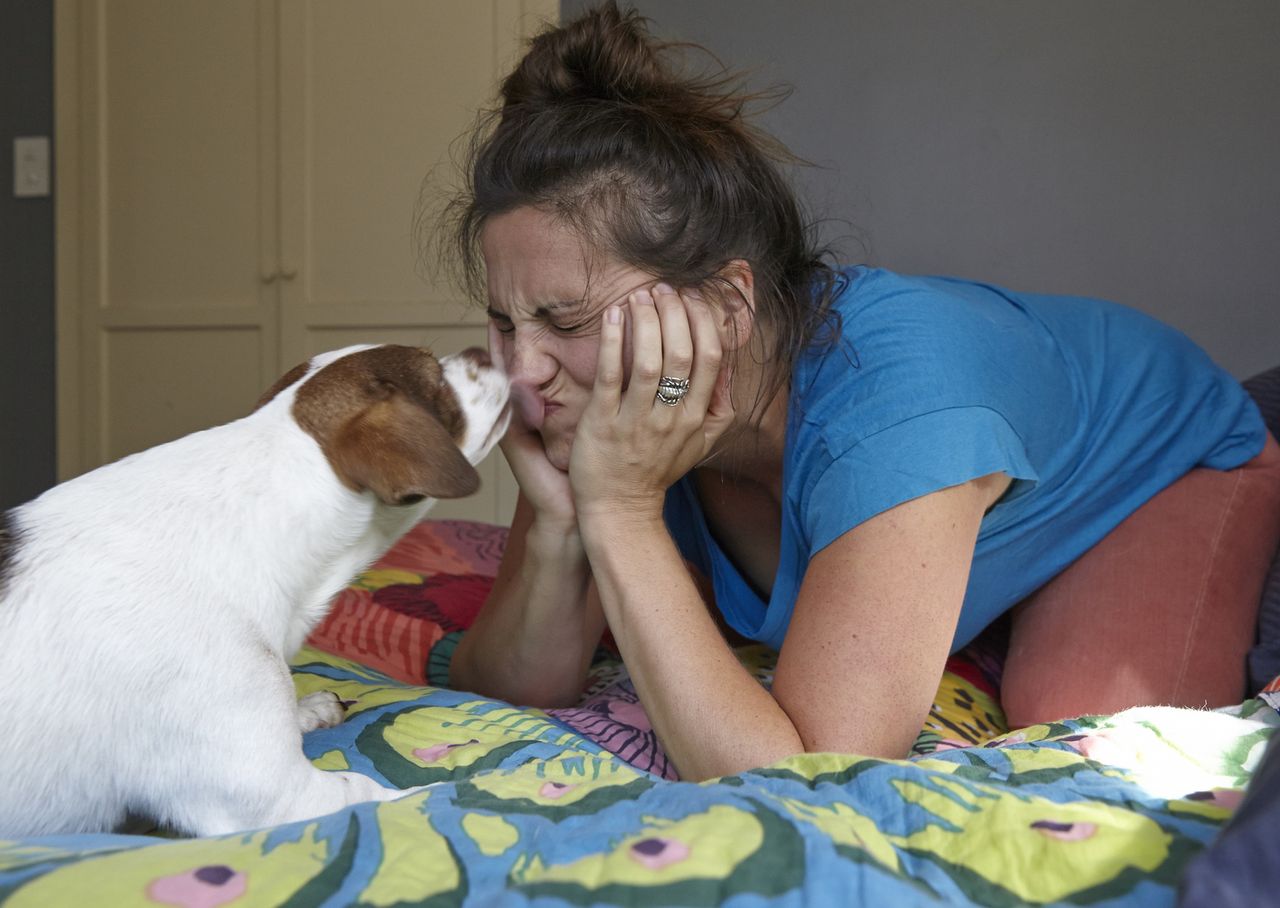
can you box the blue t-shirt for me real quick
[663,267,1266,652]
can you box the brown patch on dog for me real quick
[253,361,311,411]
[0,510,19,596]
[290,346,479,505]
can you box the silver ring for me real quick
[655,375,690,406]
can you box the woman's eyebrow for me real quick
[486,300,586,320]
[538,300,587,316]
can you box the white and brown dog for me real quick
[0,344,509,837]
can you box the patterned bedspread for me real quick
[1,520,1274,906]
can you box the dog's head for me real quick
[256,344,510,506]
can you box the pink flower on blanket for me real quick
[1185,788,1245,811]
[1031,820,1098,841]
[413,738,480,764]
[539,781,579,799]
[147,865,246,908]
[629,837,691,870]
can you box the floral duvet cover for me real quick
[2,520,1273,907]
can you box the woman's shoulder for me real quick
[789,267,1093,463]
[800,267,1054,402]
[831,266,1036,323]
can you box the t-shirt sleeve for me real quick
[803,405,1040,555]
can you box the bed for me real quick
[1,515,1276,908]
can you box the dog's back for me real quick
[0,344,509,836]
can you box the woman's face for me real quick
[480,206,656,471]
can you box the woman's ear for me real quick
[714,259,756,352]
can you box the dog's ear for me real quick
[329,395,480,505]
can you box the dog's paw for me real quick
[296,690,350,733]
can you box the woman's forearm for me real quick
[450,509,603,708]
[579,511,804,780]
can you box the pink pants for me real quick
[1002,432,1280,728]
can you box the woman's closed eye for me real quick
[488,313,516,335]
[549,319,594,335]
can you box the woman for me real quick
[444,2,1280,780]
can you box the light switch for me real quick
[14,136,51,198]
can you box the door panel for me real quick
[102,327,266,461]
[103,0,268,311]
[65,0,279,471]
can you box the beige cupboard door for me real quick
[57,0,555,525]
[56,0,281,472]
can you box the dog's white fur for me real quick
[0,344,509,837]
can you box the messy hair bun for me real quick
[439,1,841,414]
[499,3,669,108]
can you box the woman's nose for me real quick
[503,330,556,388]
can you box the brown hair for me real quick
[437,2,844,417]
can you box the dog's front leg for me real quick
[163,664,420,836]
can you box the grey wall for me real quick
[563,0,1279,379]
[0,0,56,509]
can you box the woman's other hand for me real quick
[570,283,735,525]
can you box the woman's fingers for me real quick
[651,283,694,409]
[630,283,725,425]
[683,290,734,454]
[595,281,731,446]
[621,288,664,417]
[680,292,722,413]
[591,303,625,415]
[578,280,735,497]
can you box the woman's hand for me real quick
[488,321,577,531]
[569,283,735,525]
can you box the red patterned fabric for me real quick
[305,520,508,684]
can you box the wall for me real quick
[563,0,1279,379]
[0,0,56,509]
[3,3,1276,506]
